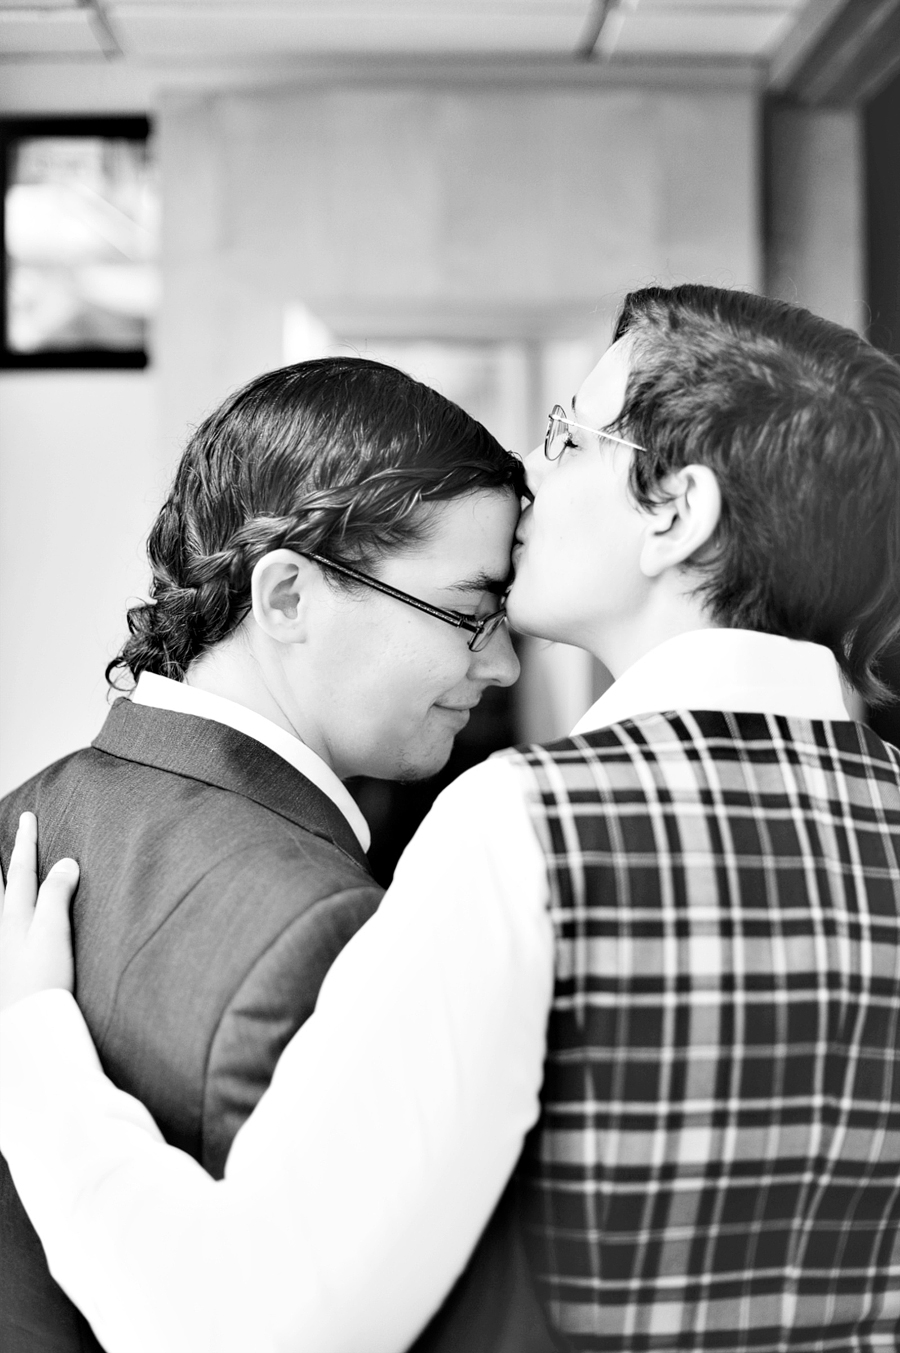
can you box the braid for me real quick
[108,511,292,687]
[107,357,521,690]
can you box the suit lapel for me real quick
[92,699,369,869]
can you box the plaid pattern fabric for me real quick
[506,711,900,1352]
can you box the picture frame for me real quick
[0,115,157,370]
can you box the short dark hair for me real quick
[611,284,900,705]
[108,356,523,687]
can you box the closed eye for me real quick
[447,575,510,606]
[453,600,505,620]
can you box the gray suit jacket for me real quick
[0,698,382,1353]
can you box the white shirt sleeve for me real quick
[0,755,554,1353]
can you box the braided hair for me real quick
[108,357,524,687]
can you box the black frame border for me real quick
[0,115,152,370]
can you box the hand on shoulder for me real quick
[0,813,78,1012]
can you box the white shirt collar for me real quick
[571,629,854,736]
[130,672,371,852]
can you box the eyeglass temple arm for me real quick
[549,408,644,454]
[302,551,479,633]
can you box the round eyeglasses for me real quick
[303,552,508,653]
[544,404,645,461]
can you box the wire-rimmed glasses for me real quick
[303,552,508,652]
[544,404,645,461]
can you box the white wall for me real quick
[0,66,164,795]
[158,82,762,447]
[0,373,162,793]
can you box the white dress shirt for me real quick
[0,631,853,1353]
[131,670,371,851]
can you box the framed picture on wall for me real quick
[0,116,158,369]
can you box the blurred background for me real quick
[0,0,898,876]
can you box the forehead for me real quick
[574,336,633,429]
[401,488,518,584]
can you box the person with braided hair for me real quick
[0,355,523,1353]
[3,285,900,1353]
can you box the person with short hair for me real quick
[2,284,899,1353]
[0,355,522,1353]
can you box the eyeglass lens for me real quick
[544,406,568,461]
[468,611,507,652]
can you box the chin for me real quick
[394,767,442,786]
[392,738,456,784]
[506,595,548,641]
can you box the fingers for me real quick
[1,815,79,930]
[30,859,79,946]
[1,813,39,923]
[0,816,79,1012]
[0,848,78,1012]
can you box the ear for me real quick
[639,464,721,580]
[249,549,319,644]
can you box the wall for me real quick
[159,81,761,450]
[0,67,162,793]
[765,102,864,330]
[1,69,762,786]
[0,373,162,793]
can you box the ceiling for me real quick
[0,0,831,65]
[4,0,899,107]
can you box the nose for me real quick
[469,621,520,688]
[523,443,549,496]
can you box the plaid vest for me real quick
[504,711,900,1352]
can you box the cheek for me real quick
[534,483,594,578]
[369,645,469,722]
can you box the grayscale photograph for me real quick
[0,3,899,1351]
